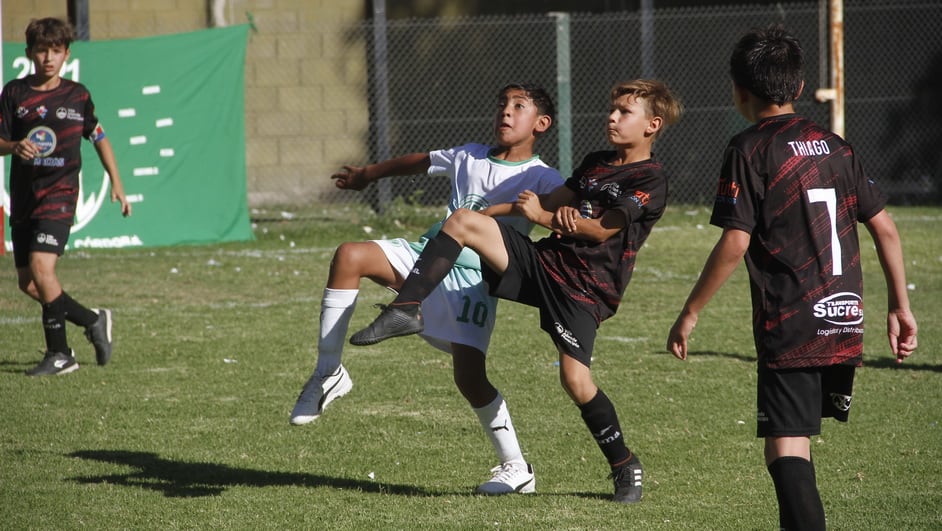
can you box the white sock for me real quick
[314,288,358,376]
[474,393,525,465]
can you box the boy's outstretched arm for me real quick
[666,228,750,360]
[93,137,131,217]
[864,210,918,362]
[332,153,431,191]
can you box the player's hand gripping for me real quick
[331,165,371,191]
[513,190,545,223]
[552,206,581,234]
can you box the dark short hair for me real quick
[730,24,803,105]
[499,83,556,125]
[26,17,74,50]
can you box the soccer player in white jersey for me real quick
[290,83,563,495]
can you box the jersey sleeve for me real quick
[532,166,564,194]
[0,82,15,141]
[850,151,889,222]
[428,144,464,176]
[82,90,105,142]
[710,144,758,233]
[611,167,666,225]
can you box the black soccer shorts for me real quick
[11,218,72,268]
[483,222,598,367]
[756,364,856,438]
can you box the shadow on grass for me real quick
[68,449,436,498]
[0,360,31,375]
[686,351,941,372]
[864,357,942,372]
[686,350,755,363]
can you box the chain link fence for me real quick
[272,0,940,212]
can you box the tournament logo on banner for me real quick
[2,25,254,250]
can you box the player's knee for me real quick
[443,208,476,234]
[559,369,595,404]
[331,242,368,272]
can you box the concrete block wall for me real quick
[2,0,370,206]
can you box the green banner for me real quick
[2,25,253,250]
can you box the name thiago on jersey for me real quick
[787,139,831,157]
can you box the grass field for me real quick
[1,204,939,530]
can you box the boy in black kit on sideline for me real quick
[350,79,683,503]
[667,26,917,529]
[0,18,131,376]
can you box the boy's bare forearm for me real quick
[480,203,516,217]
[682,228,749,315]
[365,152,431,181]
[94,137,122,183]
[865,210,911,311]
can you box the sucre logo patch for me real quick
[812,292,863,326]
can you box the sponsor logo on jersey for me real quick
[54,107,84,121]
[27,126,57,157]
[812,292,863,326]
[630,189,651,208]
[600,182,622,202]
[32,157,66,167]
[36,105,48,119]
[459,194,489,211]
[16,106,29,118]
[715,178,740,205]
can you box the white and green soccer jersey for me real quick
[411,143,564,269]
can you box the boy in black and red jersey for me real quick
[667,25,917,529]
[1,18,131,376]
[350,79,683,503]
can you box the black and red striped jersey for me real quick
[710,114,888,369]
[1,77,102,224]
[535,150,668,324]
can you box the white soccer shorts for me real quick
[373,238,497,354]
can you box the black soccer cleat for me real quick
[610,455,643,504]
[349,303,423,346]
[84,309,113,366]
[25,350,79,376]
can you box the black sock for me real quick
[393,231,462,305]
[767,456,826,531]
[41,295,70,354]
[59,291,99,327]
[578,389,630,467]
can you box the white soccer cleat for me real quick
[290,365,353,425]
[476,462,536,495]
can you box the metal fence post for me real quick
[552,12,573,179]
[370,0,393,212]
[641,0,655,78]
